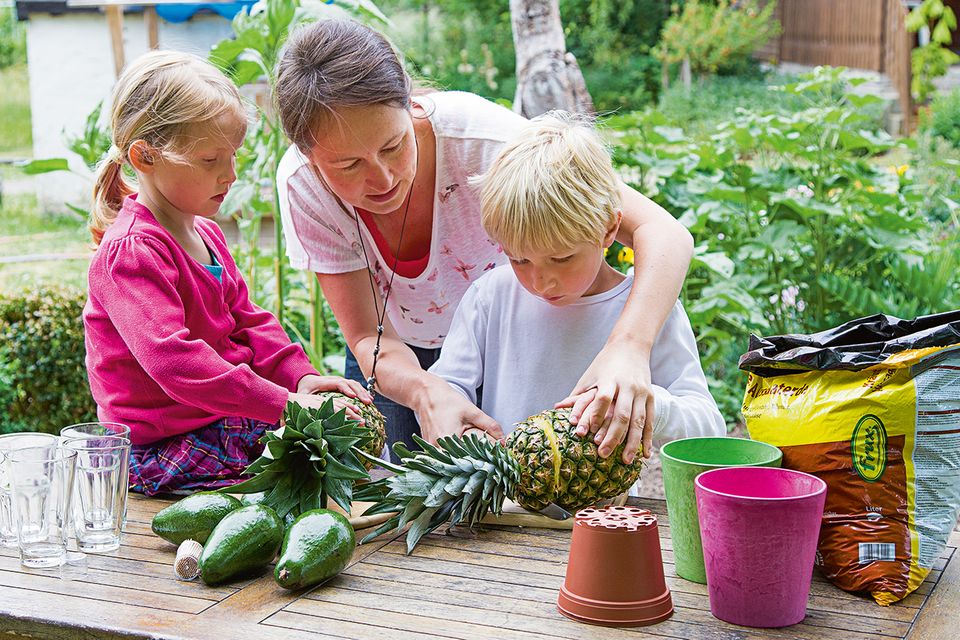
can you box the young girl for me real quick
[83,51,371,496]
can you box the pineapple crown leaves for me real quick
[354,433,520,554]
[222,399,372,519]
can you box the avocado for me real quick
[274,509,356,590]
[199,505,284,585]
[239,491,268,507]
[151,492,242,545]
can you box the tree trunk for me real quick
[510,0,594,118]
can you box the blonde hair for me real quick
[91,50,246,244]
[472,112,622,256]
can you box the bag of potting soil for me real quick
[739,311,960,606]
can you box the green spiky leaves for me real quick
[223,399,373,520]
[355,433,520,554]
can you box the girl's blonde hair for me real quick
[91,50,246,244]
[472,112,622,256]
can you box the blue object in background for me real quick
[155,2,258,24]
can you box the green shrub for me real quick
[923,89,960,148]
[583,56,660,113]
[657,74,804,137]
[608,66,958,424]
[0,286,96,434]
[654,0,780,78]
[0,7,26,69]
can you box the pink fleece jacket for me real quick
[84,196,318,445]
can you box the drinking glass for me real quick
[9,446,77,568]
[63,436,130,553]
[60,422,131,441]
[0,433,60,548]
[61,422,131,527]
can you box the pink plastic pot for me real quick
[695,466,827,628]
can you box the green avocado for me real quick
[239,491,267,507]
[274,509,356,590]
[199,505,284,585]
[151,492,242,545]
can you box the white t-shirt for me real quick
[428,266,726,447]
[277,91,528,348]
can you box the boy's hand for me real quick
[296,374,373,403]
[556,349,655,463]
[418,383,504,445]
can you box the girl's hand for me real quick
[417,382,504,444]
[555,345,654,464]
[288,391,366,424]
[296,374,373,403]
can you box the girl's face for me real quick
[305,104,417,215]
[145,111,246,221]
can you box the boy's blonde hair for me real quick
[91,50,246,244]
[473,111,622,255]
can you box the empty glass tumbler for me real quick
[63,435,131,553]
[0,433,60,548]
[9,446,77,568]
[61,422,132,531]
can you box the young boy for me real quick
[428,112,725,464]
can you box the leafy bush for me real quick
[582,56,660,113]
[906,0,960,103]
[922,88,960,148]
[383,0,674,111]
[657,73,805,137]
[907,129,960,222]
[654,0,780,78]
[0,7,26,69]
[0,286,96,434]
[607,66,960,423]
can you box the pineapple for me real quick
[356,408,643,553]
[223,398,383,520]
[313,392,387,468]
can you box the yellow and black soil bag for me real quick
[740,311,960,605]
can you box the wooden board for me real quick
[343,499,576,531]
[0,494,957,640]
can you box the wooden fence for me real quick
[757,0,914,133]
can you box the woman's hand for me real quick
[555,344,654,464]
[416,381,504,444]
[296,374,373,403]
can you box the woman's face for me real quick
[306,103,417,215]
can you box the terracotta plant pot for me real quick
[557,505,673,627]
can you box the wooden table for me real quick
[0,494,957,639]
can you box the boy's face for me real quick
[505,240,613,306]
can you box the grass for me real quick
[0,193,89,293]
[0,63,31,159]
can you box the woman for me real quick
[274,19,694,462]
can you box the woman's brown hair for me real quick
[276,19,413,153]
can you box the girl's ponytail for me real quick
[90,145,133,245]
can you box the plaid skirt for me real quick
[129,417,274,497]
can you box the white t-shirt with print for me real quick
[277,91,528,348]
